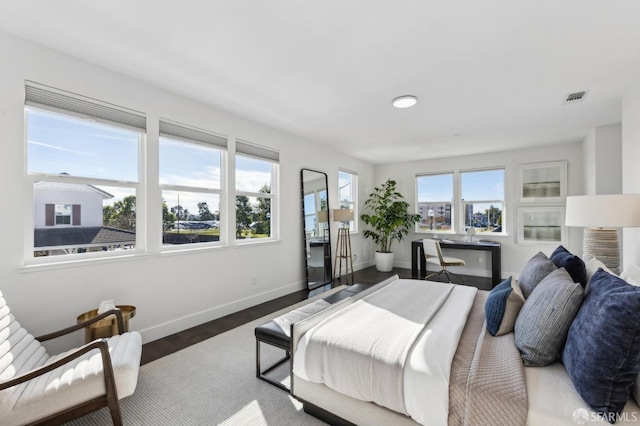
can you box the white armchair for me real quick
[0,291,142,425]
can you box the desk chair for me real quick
[422,238,466,284]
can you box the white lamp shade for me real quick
[333,209,354,222]
[565,194,640,228]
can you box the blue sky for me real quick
[29,108,502,216]
[28,108,272,214]
[418,169,504,213]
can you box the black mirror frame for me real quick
[301,168,332,289]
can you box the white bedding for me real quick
[293,278,477,425]
[525,363,640,425]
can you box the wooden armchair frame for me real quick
[0,309,127,426]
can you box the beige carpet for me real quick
[67,289,346,425]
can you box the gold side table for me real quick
[77,305,136,344]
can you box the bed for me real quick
[291,274,640,425]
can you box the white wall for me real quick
[583,128,597,195]
[582,123,622,196]
[622,82,640,269]
[0,32,374,352]
[372,142,584,279]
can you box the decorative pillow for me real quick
[562,269,640,419]
[585,257,614,291]
[621,265,640,286]
[550,245,587,287]
[514,268,584,367]
[485,277,525,336]
[518,252,557,299]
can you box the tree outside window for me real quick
[235,148,277,240]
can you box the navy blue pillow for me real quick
[550,245,587,287]
[485,276,525,336]
[562,269,640,420]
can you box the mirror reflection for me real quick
[301,169,332,289]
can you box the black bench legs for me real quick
[255,321,292,393]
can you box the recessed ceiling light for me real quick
[392,95,418,108]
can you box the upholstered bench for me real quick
[255,286,367,392]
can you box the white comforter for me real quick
[293,278,477,425]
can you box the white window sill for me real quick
[19,252,151,273]
[415,230,457,235]
[158,243,227,257]
[20,238,284,272]
[232,238,281,248]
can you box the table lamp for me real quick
[333,208,354,284]
[317,210,329,238]
[565,194,640,274]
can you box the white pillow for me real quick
[585,257,614,291]
[620,265,640,286]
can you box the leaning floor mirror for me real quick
[301,169,332,289]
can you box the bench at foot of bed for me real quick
[255,284,368,392]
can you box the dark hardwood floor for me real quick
[140,266,492,365]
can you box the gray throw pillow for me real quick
[518,252,557,299]
[514,267,584,367]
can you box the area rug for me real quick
[67,289,346,425]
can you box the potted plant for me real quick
[361,179,421,271]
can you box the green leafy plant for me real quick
[360,179,421,253]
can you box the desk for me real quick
[411,239,502,287]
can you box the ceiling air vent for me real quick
[563,91,587,105]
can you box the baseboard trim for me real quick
[139,280,306,343]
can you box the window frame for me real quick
[158,121,227,251]
[24,90,146,264]
[460,167,506,235]
[338,169,358,233]
[54,204,73,226]
[234,142,279,244]
[415,171,455,234]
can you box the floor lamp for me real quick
[333,209,354,285]
[565,194,640,275]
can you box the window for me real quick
[26,83,144,259]
[54,204,73,225]
[303,189,327,237]
[159,120,227,247]
[461,168,505,233]
[416,173,454,232]
[235,140,278,240]
[338,170,358,232]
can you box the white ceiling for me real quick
[1,1,640,164]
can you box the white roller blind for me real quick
[236,139,279,162]
[25,81,146,131]
[160,120,227,149]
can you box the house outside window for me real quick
[159,120,227,247]
[461,168,505,233]
[235,140,279,241]
[26,82,144,259]
[338,170,358,232]
[416,172,454,232]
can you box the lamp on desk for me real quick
[333,208,354,284]
[565,194,640,274]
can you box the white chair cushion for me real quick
[2,331,141,426]
[426,256,465,266]
[0,292,142,426]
